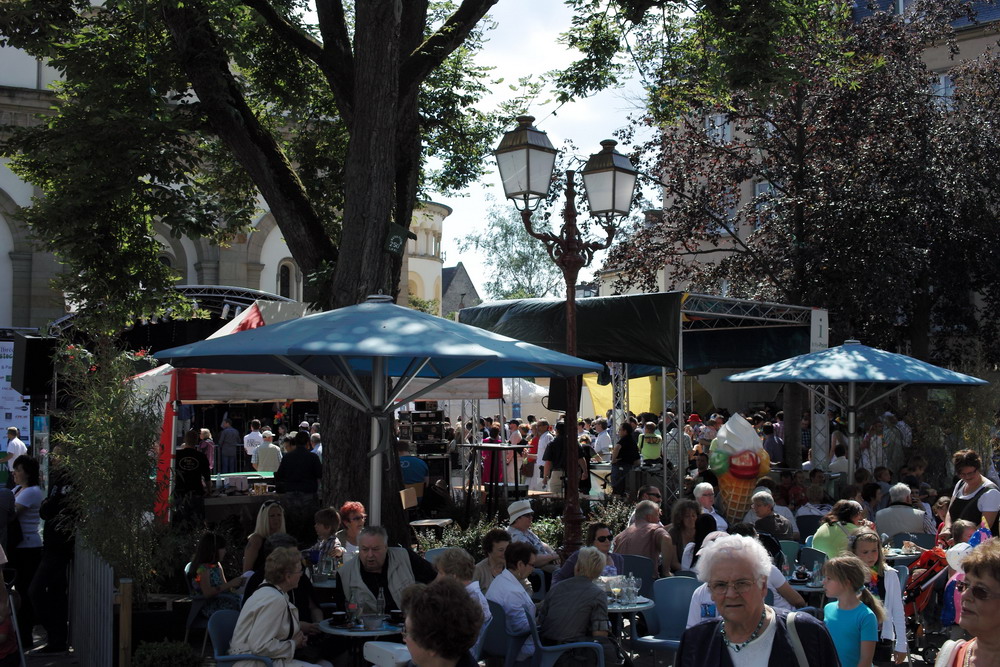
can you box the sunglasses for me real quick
[595,535,613,543]
[956,580,1000,601]
[349,515,367,522]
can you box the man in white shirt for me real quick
[593,418,613,460]
[485,541,537,662]
[5,427,27,473]
[694,481,728,531]
[310,433,323,460]
[242,419,263,461]
[829,444,850,475]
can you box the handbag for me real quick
[785,612,809,667]
[872,638,895,663]
[520,460,535,478]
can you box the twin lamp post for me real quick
[493,115,638,552]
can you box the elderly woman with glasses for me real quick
[937,538,1000,666]
[335,501,366,558]
[552,522,625,585]
[229,547,331,667]
[676,534,839,667]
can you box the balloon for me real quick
[757,448,771,476]
[709,449,730,476]
[947,542,974,571]
[729,450,760,480]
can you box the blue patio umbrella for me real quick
[157,295,603,522]
[726,340,987,471]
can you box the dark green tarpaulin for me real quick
[460,293,812,372]
[459,293,682,367]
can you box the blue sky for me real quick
[430,0,651,297]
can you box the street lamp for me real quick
[495,115,637,553]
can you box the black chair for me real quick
[796,515,822,541]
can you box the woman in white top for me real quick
[942,449,1000,540]
[11,454,43,648]
[850,529,907,664]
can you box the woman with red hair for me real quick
[335,501,366,560]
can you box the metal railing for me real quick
[70,543,115,667]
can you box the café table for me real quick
[319,618,404,666]
[607,596,654,650]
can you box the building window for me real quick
[704,113,732,144]
[931,73,955,110]
[158,255,173,268]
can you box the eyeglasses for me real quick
[956,580,1000,601]
[595,535,613,543]
[349,515,367,522]
[708,579,757,595]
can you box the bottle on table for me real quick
[376,587,386,616]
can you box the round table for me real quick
[607,596,654,651]
[318,619,404,666]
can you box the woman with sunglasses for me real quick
[243,500,287,573]
[335,501,366,559]
[552,522,625,585]
[937,538,1000,666]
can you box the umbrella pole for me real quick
[848,382,857,473]
[370,358,385,525]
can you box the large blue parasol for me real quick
[158,295,602,521]
[726,340,987,471]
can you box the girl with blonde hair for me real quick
[822,555,886,667]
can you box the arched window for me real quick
[158,255,173,268]
[279,264,292,299]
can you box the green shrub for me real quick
[416,515,505,560]
[588,496,633,538]
[133,640,201,667]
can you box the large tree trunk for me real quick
[322,0,409,543]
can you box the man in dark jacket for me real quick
[275,431,322,542]
[174,429,210,529]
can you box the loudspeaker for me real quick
[546,376,584,413]
[10,334,57,397]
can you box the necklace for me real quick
[721,609,767,652]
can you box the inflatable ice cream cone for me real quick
[708,414,772,523]
[719,472,757,524]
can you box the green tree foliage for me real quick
[458,205,565,299]
[407,292,441,315]
[609,0,1000,364]
[54,341,166,598]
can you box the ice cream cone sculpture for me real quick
[708,414,771,524]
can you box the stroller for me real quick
[901,547,950,663]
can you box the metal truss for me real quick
[48,285,294,335]
[681,293,813,331]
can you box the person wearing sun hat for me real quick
[506,500,560,570]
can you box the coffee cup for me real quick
[389,609,404,624]
[329,611,347,626]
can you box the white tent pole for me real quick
[676,307,686,496]
[848,382,857,473]
[370,357,385,525]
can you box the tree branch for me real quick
[399,0,497,91]
[315,0,355,122]
[161,0,337,277]
[241,0,324,64]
